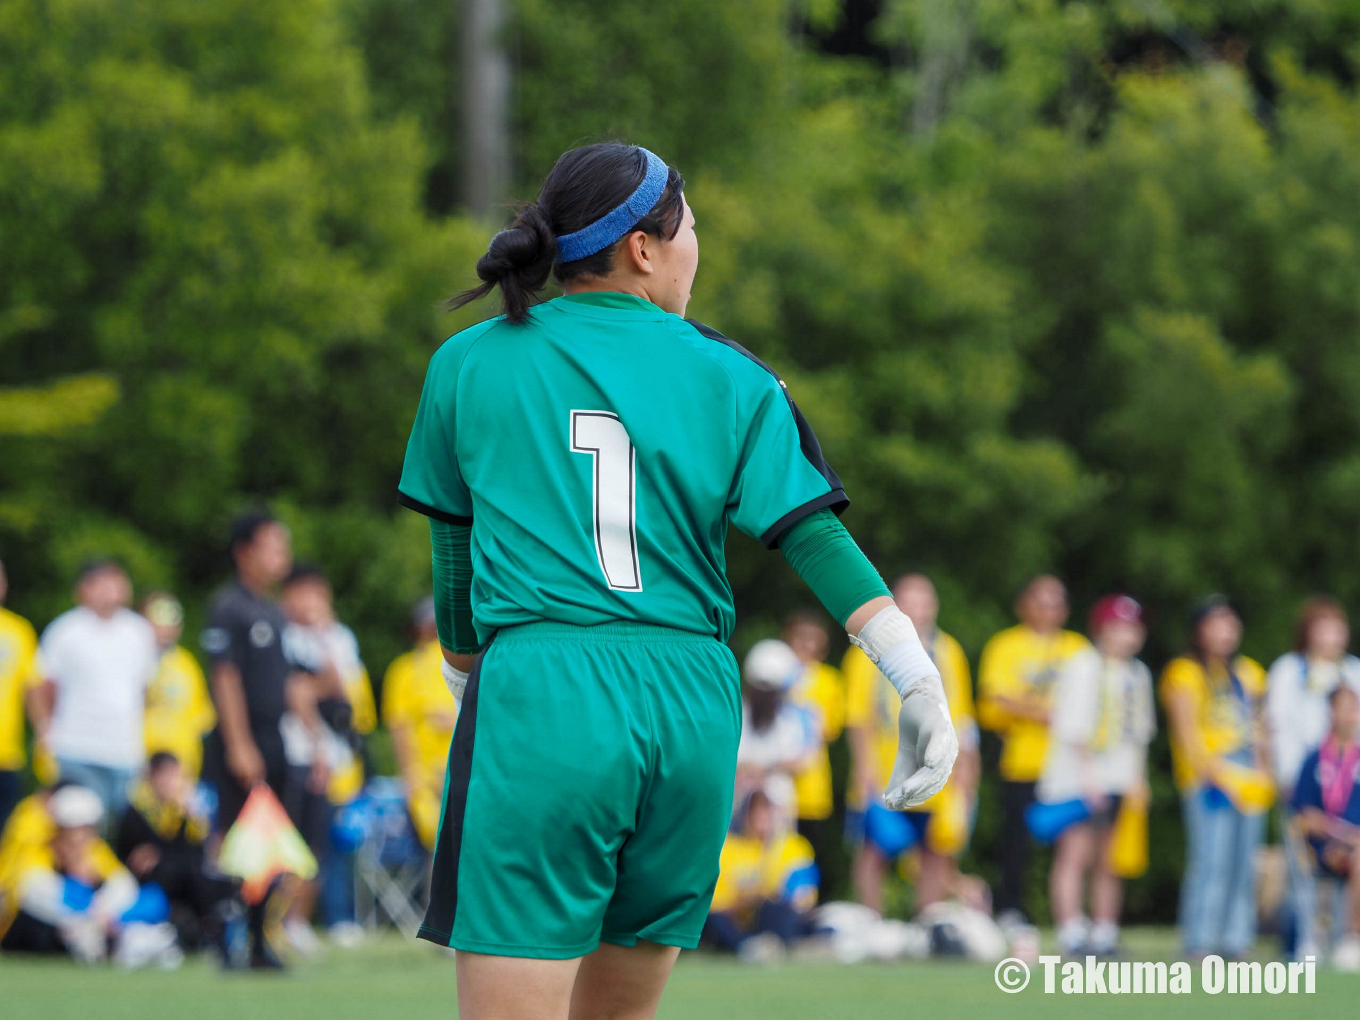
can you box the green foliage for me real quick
[5,0,1360,922]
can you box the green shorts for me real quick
[416,620,741,959]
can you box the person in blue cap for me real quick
[399,141,958,1019]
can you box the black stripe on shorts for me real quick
[416,652,483,945]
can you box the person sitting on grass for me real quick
[1038,595,1155,957]
[702,788,819,963]
[114,752,245,960]
[0,785,178,967]
[1291,684,1360,970]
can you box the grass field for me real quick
[3,929,1353,1020]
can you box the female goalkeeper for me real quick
[398,141,957,1020]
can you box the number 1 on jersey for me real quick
[570,410,642,592]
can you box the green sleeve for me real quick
[429,518,481,654]
[779,509,891,627]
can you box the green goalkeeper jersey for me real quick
[398,291,847,644]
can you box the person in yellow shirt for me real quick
[141,593,216,781]
[977,574,1089,923]
[703,787,818,960]
[844,573,979,914]
[781,610,844,897]
[1161,594,1269,958]
[0,559,40,829]
[382,598,458,850]
[0,784,169,962]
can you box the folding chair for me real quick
[335,777,428,936]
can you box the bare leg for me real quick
[1050,825,1093,925]
[1348,846,1360,934]
[456,950,581,1020]
[568,941,680,1020]
[287,876,318,925]
[1091,826,1122,924]
[915,849,953,911]
[853,843,887,914]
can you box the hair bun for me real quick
[476,204,556,285]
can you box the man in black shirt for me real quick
[201,512,296,832]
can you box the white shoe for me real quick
[115,922,179,970]
[62,919,107,964]
[284,917,322,957]
[1333,934,1360,972]
[1057,917,1089,956]
[283,917,321,958]
[328,922,365,949]
[737,932,786,965]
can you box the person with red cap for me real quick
[1037,595,1155,956]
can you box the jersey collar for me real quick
[556,291,667,317]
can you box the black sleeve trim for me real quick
[760,488,850,549]
[685,318,848,500]
[397,491,472,526]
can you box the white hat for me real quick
[742,639,803,691]
[48,786,105,829]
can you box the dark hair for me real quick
[228,510,279,559]
[1294,595,1348,654]
[74,557,124,585]
[449,143,686,324]
[1187,593,1240,664]
[782,608,827,635]
[283,562,328,588]
[147,751,180,774]
[1329,684,1359,706]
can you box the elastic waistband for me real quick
[492,619,718,646]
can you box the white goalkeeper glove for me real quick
[849,605,959,809]
[441,658,469,705]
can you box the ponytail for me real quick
[447,203,556,324]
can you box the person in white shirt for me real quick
[28,561,158,817]
[735,640,820,826]
[1038,595,1155,957]
[1265,596,1360,960]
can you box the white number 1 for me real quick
[570,410,642,591]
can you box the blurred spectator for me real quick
[736,640,819,823]
[844,574,980,914]
[1161,595,1270,958]
[114,752,240,959]
[141,593,216,781]
[382,598,457,852]
[1039,595,1155,956]
[0,558,40,829]
[1290,685,1360,970]
[0,783,65,916]
[977,574,1089,925]
[27,561,157,818]
[201,512,297,840]
[1267,596,1360,959]
[703,788,819,962]
[0,785,178,967]
[782,610,845,898]
[277,566,339,954]
[279,564,374,949]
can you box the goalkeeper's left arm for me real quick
[779,509,958,808]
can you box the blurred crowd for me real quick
[0,512,457,968]
[4,519,1360,972]
[706,575,1360,971]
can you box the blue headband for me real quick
[554,149,670,263]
